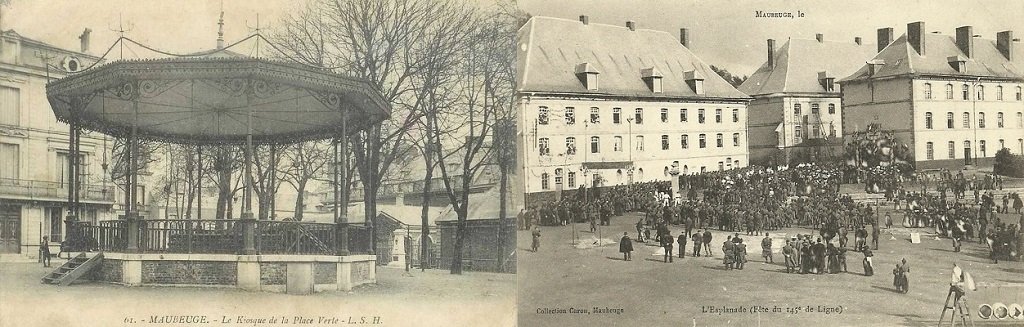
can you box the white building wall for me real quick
[517,95,749,194]
[911,79,1024,163]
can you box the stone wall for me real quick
[87,259,122,283]
[141,261,237,285]
[351,261,372,284]
[314,263,336,285]
[260,263,286,285]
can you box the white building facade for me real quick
[1,29,114,259]
[515,16,750,200]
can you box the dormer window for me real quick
[575,63,600,91]
[947,55,966,73]
[867,59,885,76]
[684,70,705,95]
[641,67,663,93]
[817,71,835,92]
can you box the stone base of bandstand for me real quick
[70,252,376,295]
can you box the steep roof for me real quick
[840,33,1024,83]
[517,16,749,100]
[739,38,876,96]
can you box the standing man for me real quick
[677,232,687,259]
[702,229,713,257]
[531,226,541,252]
[40,236,51,268]
[723,236,735,269]
[871,223,880,250]
[761,233,773,264]
[691,231,702,257]
[782,239,796,273]
[619,232,633,261]
[662,232,674,263]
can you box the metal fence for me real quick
[255,220,335,255]
[139,219,241,254]
[69,219,372,256]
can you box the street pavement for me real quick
[0,263,515,327]
[518,211,1024,326]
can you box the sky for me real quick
[518,0,1024,76]
[1,0,298,58]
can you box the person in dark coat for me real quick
[813,239,827,274]
[862,249,874,276]
[723,236,735,269]
[735,238,747,270]
[662,232,674,263]
[619,232,633,261]
[691,232,702,257]
[531,227,541,252]
[677,233,687,258]
[40,236,51,267]
[702,229,713,257]
[761,233,773,263]
[826,242,840,274]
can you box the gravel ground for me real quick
[0,263,515,327]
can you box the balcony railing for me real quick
[0,178,115,203]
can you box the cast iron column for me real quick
[240,107,256,255]
[336,106,349,256]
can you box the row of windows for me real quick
[924,139,1024,160]
[791,103,836,119]
[922,83,1023,101]
[923,111,1023,129]
[537,133,743,156]
[537,107,741,125]
[537,159,743,190]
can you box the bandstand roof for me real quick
[46,57,390,145]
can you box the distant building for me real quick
[839,22,1024,169]
[1,29,113,258]
[516,16,751,203]
[739,35,876,165]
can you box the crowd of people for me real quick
[523,162,1024,271]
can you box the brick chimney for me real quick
[815,33,824,43]
[997,31,1013,61]
[79,28,92,53]
[855,37,862,45]
[767,39,776,68]
[956,26,974,57]
[680,28,690,47]
[579,15,589,25]
[626,21,636,31]
[877,27,894,53]
[907,21,925,55]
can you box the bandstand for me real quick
[42,47,389,294]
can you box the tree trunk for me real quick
[497,165,508,272]
[216,169,231,220]
[294,180,307,221]
[419,145,434,272]
[450,205,468,275]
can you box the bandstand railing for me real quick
[255,220,335,255]
[71,219,373,255]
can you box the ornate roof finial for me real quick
[216,4,225,49]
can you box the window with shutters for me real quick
[0,86,20,126]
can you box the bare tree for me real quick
[424,7,516,274]
[274,0,468,253]
[280,140,331,221]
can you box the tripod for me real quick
[938,286,974,327]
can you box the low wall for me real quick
[80,252,376,295]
